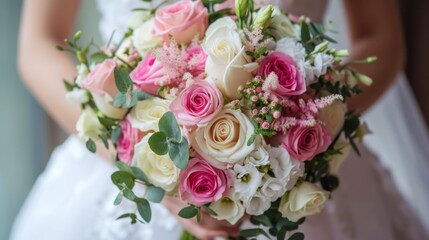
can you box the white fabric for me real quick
[10,0,429,239]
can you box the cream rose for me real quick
[92,92,128,120]
[318,99,347,139]
[191,107,256,168]
[76,108,103,141]
[204,17,253,100]
[132,19,162,56]
[132,134,180,192]
[209,196,245,225]
[130,97,170,132]
[279,182,330,222]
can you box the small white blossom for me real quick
[260,176,288,202]
[267,145,304,190]
[232,163,263,202]
[305,53,334,82]
[243,192,271,215]
[66,88,89,104]
[245,146,270,167]
[75,64,89,86]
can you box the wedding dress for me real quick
[10,0,429,239]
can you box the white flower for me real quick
[279,182,330,222]
[328,140,351,173]
[130,97,170,132]
[132,134,180,192]
[209,196,245,225]
[132,19,162,56]
[232,163,263,201]
[260,176,288,202]
[191,107,256,168]
[265,7,298,40]
[318,98,347,139]
[275,37,306,80]
[243,192,271,215]
[92,92,128,120]
[267,146,304,189]
[76,108,103,141]
[305,53,334,82]
[204,17,253,99]
[245,146,270,167]
[66,88,89,104]
[75,64,89,86]
[129,11,152,29]
[115,38,133,66]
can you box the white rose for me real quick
[243,192,271,215]
[66,88,89,104]
[245,146,270,167]
[191,107,256,168]
[132,134,180,192]
[267,146,304,189]
[318,99,347,139]
[328,140,351,173]
[130,97,170,132]
[279,182,330,222]
[92,92,128,120]
[209,196,245,225]
[76,108,103,141]
[132,19,162,56]
[261,176,288,202]
[232,163,263,201]
[75,64,89,86]
[204,17,253,99]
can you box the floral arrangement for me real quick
[60,0,374,239]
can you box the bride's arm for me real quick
[18,0,116,160]
[343,0,405,113]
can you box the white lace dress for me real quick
[10,0,429,239]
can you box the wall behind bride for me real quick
[0,1,101,239]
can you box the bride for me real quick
[11,0,429,239]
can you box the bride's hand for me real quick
[162,195,241,240]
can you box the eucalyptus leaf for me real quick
[137,199,152,223]
[111,171,135,189]
[98,134,109,149]
[288,232,305,240]
[131,167,150,183]
[122,186,136,201]
[113,92,127,108]
[134,89,154,101]
[114,67,133,94]
[148,132,169,155]
[159,112,182,142]
[169,137,189,169]
[63,80,74,92]
[91,51,110,64]
[202,206,217,217]
[111,127,122,145]
[251,215,273,227]
[113,192,123,206]
[144,185,165,203]
[178,206,198,219]
[86,139,96,153]
[115,161,132,173]
[240,228,264,238]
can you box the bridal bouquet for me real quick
[61,0,374,239]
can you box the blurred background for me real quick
[0,0,428,239]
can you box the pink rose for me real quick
[130,51,164,95]
[81,59,118,97]
[153,0,209,45]
[170,79,223,127]
[179,157,230,206]
[258,52,306,96]
[186,45,208,78]
[281,124,331,161]
[117,116,145,165]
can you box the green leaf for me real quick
[113,92,127,108]
[288,232,305,240]
[122,187,137,201]
[240,228,264,238]
[116,213,138,224]
[251,215,273,227]
[114,192,123,206]
[159,112,182,142]
[98,134,109,149]
[111,127,122,145]
[169,137,189,169]
[63,80,74,92]
[277,227,287,240]
[86,139,96,153]
[134,89,154,101]
[137,198,152,223]
[178,206,198,219]
[196,208,201,223]
[179,230,198,240]
[131,167,150,183]
[115,161,132,172]
[202,206,218,217]
[148,132,169,155]
[98,116,118,129]
[91,51,110,64]
[114,67,133,94]
[144,186,165,203]
[111,171,135,189]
